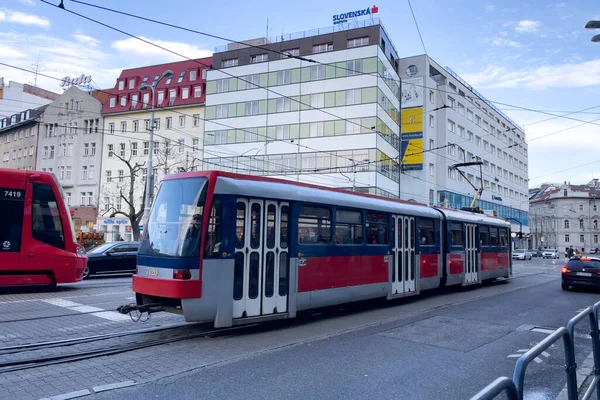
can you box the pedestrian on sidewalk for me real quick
[566,245,574,260]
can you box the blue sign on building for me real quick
[492,195,503,202]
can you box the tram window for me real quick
[480,225,490,246]
[417,218,435,246]
[499,228,508,247]
[265,251,275,298]
[203,198,222,258]
[450,222,464,246]
[490,227,499,246]
[250,203,261,249]
[233,253,244,300]
[279,252,289,296]
[298,205,331,244]
[280,205,289,249]
[249,252,260,299]
[0,188,24,252]
[366,212,389,244]
[335,209,363,244]
[31,183,65,249]
[266,204,276,249]
[236,202,245,249]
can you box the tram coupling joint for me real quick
[116,304,164,315]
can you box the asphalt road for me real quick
[85,257,600,400]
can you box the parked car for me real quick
[542,249,560,259]
[562,256,600,290]
[83,241,139,279]
[512,249,532,260]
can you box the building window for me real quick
[81,166,88,180]
[581,235,585,243]
[245,101,259,115]
[281,48,299,58]
[132,142,138,156]
[131,94,138,108]
[66,166,72,180]
[83,143,89,156]
[347,37,369,48]
[346,89,362,105]
[193,114,200,127]
[194,86,202,97]
[276,97,291,112]
[595,234,599,244]
[119,143,125,157]
[178,139,184,153]
[177,71,185,83]
[109,123,115,134]
[347,59,363,75]
[143,142,149,156]
[310,65,326,80]
[182,87,189,99]
[564,189,568,196]
[169,89,176,105]
[565,219,570,229]
[109,98,116,107]
[89,165,94,179]
[448,167,456,179]
[429,115,434,128]
[251,54,268,63]
[216,79,229,93]
[166,117,172,130]
[222,58,238,67]
[107,144,113,158]
[277,70,292,85]
[580,204,584,211]
[245,74,260,89]
[179,116,185,128]
[447,120,455,132]
[118,170,124,183]
[189,70,197,81]
[429,163,434,177]
[429,90,434,104]
[43,146,48,159]
[121,121,126,133]
[120,96,127,107]
[192,138,199,151]
[580,219,585,229]
[118,80,125,90]
[128,78,135,89]
[312,43,333,53]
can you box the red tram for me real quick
[0,169,87,287]
[134,171,511,327]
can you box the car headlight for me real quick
[76,245,87,256]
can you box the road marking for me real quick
[41,299,131,322]
[532,327,556,334]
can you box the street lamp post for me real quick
[585,20,600,42]
[139,70,174,226]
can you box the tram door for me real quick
[464,224,479,284]
[233,199,289,319]
[391,216,416,294]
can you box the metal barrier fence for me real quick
[471,300,600,400]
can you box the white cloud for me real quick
[491,38,520,48]
[515,20,540,33]
[0,44,27,59]
[111,37,212,61]
[17,0,36,5]
[73,31,99,48]
[461,59,600,90]
[0,9,50,28]
[485,5,496,13]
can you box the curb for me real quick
[556,352,595,400]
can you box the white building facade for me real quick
[398,55,529,236]
[99,59,211,241]
[0,78,57,117]
[37,87,104,211]
[204,20,402,198]
[530,180,600,253]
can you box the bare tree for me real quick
[100,140,186,241]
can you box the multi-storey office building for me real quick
[530,180,600,253]
[203,19,402,198]
[0,106,47,171]
[99,58,212,241]
[36,86,105,232]
[398,55,529,237]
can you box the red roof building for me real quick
[102,58,213,114]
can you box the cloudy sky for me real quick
[0,0,598,187]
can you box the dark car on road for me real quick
[83,241,139,279]
[562,257,600,291]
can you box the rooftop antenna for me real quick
[266,17,269,38]
[30,53,43,87]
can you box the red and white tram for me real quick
[134,171,511,327]
[0,169,87,287]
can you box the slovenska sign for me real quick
[333,5,378,25]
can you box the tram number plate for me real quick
[145,267,159,277]
[576,272,592,277]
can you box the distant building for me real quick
[0,78,58,117]
[529,179,600,253]
[36,86,104,232]
[0,106,47,170]
[99,58,212,241]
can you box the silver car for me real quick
[542,249,560,259]
[512,249,532,260]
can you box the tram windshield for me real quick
[139,177,208,258]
